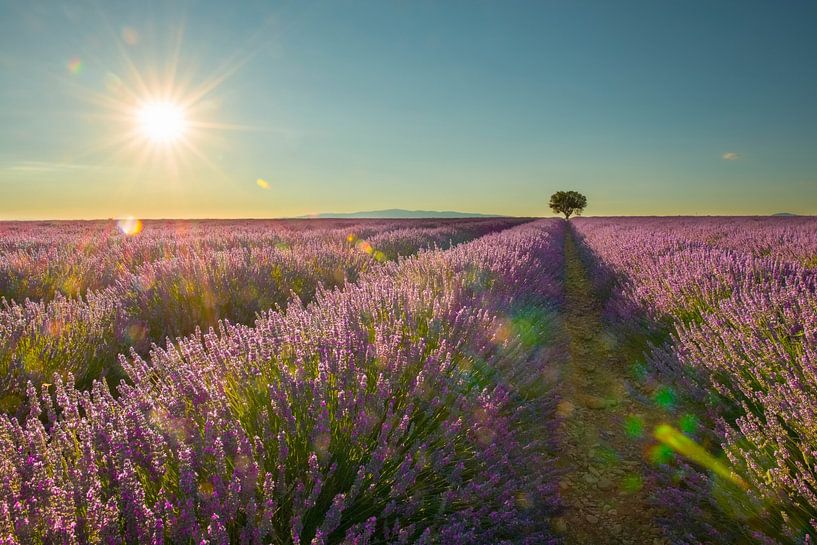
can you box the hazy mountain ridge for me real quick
[298,209,503,219]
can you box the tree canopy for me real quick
[549,191,587,219]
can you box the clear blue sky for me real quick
[1,0,816,218]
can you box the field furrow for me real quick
[553,227,666,544]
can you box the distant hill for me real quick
[772,212,799,217]
[298,209,502,219]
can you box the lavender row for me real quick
[572,217,817,544]
[0,219,525,411]
[572,216,817,266]
[0,219,564,544]
[0,218,525,304]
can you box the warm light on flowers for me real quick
[0,218,553,543]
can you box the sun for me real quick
[77,28,267,173]
[135,101,187,144]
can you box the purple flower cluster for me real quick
[0,219,563,543]
[573,217,817,544]
[0,219,523,409]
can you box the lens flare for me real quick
[356,240,373,254]
[67,57,82,75]
[135,101,187,144]
[653,385,676,410]
[256,178,269,189]
[121,27,140,46]
[117,217,143,236]
[653,424,747,488]
[624,415,645,438]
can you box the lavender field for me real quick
[0,216,815,544]
[5,0,816,541]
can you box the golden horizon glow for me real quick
[135,101,188,145]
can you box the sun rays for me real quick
[57,12,274,183]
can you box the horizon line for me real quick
[0,213,812,222]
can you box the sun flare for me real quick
[116,216,143,236]
[62,22,266,176]
[135,101,187,144]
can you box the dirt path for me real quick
[553,226,667,545]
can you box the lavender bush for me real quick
[573,217,817,544]
[0,219,523,409]
[0,219,524,304]
[0,219,563,544]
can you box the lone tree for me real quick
[549,190,587,219]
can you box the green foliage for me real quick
[549,190,588,219]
